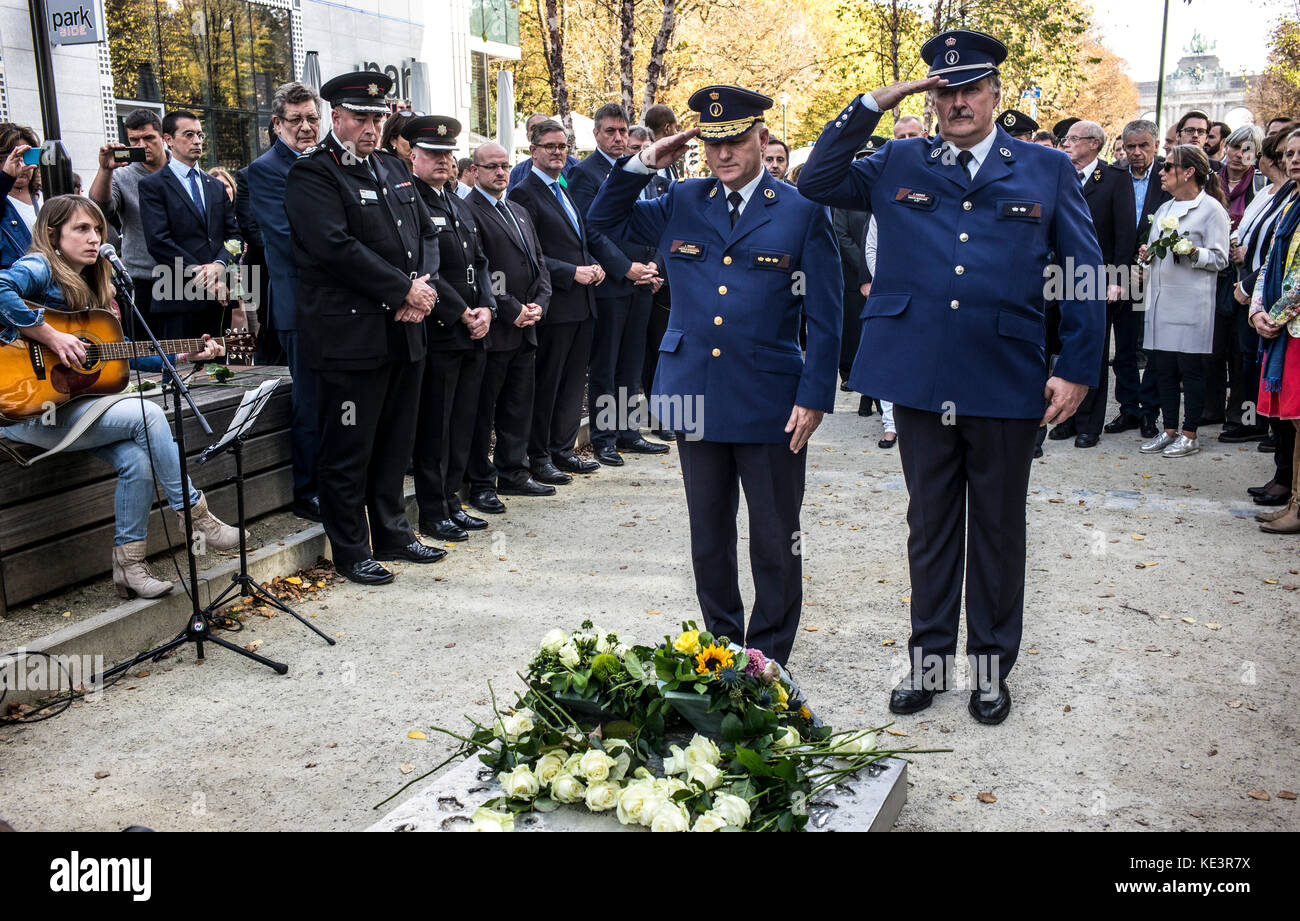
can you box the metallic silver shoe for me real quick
[1139,431,1177,453]
[1161,434,1200,457]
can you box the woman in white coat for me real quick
[1139,145,1232,457]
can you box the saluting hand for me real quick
[785,405,824,453]
[870,76,947,113]
[638,127,700,171]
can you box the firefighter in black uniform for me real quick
[285,72,449,585]
[402,115,498,542]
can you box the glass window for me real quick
[471,0,520,46]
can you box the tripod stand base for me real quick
[97,608,288,684]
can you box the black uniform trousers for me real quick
[893,406,1039,684]
[468,344,537,490]
[840,286,865,384]
[1111,299,1159,420]
[155,301,229,342]
[530,318,594,466]
[677,438,807,666]
[1071,302,1119,436]
[414,347,486,523]
[278,329,318,502]
[589,291,652,448]
[642,291,671,397]
[315,360,423,566]
[1203,273,1243,424]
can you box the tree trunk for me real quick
[541,0,573,130]
[620,0,636,112]
[888,0,902,119]
[643,0,678,111]
[922,0,950,132]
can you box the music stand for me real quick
[196,379,335,646]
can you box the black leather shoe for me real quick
[1104,413,1140,434]
[451,508,488,530]
[857,395,873,417]
[374,540,446,564]
[653,429,677,442]
[1247,481,1276,498]
[422,518,468,541]
[468,489,507,514]
[888,671,947,715]
[554,455,599,475]
[1048,422,1075,440]
[336,558,395,585]
[1074,432,1099,448]
[1259,435,1277,453]
[497,477,555,497]
[531,462,574,485]
[878,434,897,449]
[1219,424,1268,443]
[840,380,851,392]
[291,495,322,522]
[1254,488,1292,507]
[969,681,1011,725]
[1140,417,1160,439]
[594,445,625,466]
[1033,445,1044,458]
[618,436,670,455]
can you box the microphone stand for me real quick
[96,265,288,682]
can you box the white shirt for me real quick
[1074,158,1098,185]
[167,156,207,211]
[859,92,995,178]
[8,195,37,232]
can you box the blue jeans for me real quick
[2,397,200,545]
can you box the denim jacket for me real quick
[0,170,34,271]
[0,253,169,370]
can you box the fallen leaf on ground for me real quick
[1246,789,1271,801]
[1226,700,1243,709]
[881,639,895,646]
[94,770,110,779]
[949,794,964,801]
[1204,622,1222,631]
[1130,534,1145,540]
[977,792,997,804]
[399,763,415,775]
[885,729,908,737]
[244,640,263,652]
[1181,617,1197,624]
[803,626,819,632]
[407,730,427,740]
[1063,705,1072,712]
[1277,791,1297,800]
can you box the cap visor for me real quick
[338,101,391,114]
[414,141,458,151]
[926,65,996,88]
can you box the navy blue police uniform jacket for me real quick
[587,161,842,444]
[798,97,1105,420]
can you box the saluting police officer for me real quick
[402,116,497,543]
[799,30,1104,724]
[285,72,448,585]
[587,86,842,666]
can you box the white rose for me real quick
[595,632,615,653]
[540,628,568,653]
[663,745,689,775]
[563,753,584,775]
[636,789,667,827]
[614,643,631,658]
[830,732,873,756]
[649,801,691,832]
[655,776,689,797]
[585,780,621,812]
[687,762,724,791]
[712,792,751,828]
[1160,215,1179,232]
[578,749,617,782]
[535,751,566,786]
[558,643,581,668]
[683,734,721,768]
[551,772,587,804]
[691,810,729,832]
[1172,238,1194,255]
[497,764,540,800]
[616,781,654,825]
[773,726,802,750]
[469,806,514,832]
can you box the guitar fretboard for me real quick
[88,339,220,361]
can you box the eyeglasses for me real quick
[534,143,569,153]
[1063,135,1098,144]
[478,162,510,171]
[1181,127,1208,137]
[279,115,321,127]
[1160,162,1180,172]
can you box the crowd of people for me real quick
[1,68,1298,610]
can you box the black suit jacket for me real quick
[467,187,551,352]
[832,207,869,288]
[284,133,442,370]
[1082,160,1137,269]
[416,178,495,351]
[138,164,240,314]
[565,151,657,298]
[1131,159,1172,262]
[508,170,608,325]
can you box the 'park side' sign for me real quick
[47,0,105,46]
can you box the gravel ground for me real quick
[0,388,1296,832]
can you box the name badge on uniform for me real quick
[359,189,378,204]
[670,240,705,258]
[432,215,448,227]
[894,187,937,209]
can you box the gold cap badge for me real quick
[1003,113,1014,126]
[709,91,720,100]
[367,83,379,96]
[437,124,447,135]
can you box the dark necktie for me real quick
[187,167,207,223]
[956,149,974,181]
[728,190,743,228]
[1077,169,1085,183]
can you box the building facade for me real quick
[0,0,519,178]
[1136,52,1259,131]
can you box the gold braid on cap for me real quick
[698,116,760,139]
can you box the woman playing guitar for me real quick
[0,195,244,599]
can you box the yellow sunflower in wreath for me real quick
[695,643,735,675]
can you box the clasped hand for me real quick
[397,274,436,322]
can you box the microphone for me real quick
[98,243,134,289]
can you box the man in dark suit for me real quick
[139,110,240,340]
[1051,120,1136,447]
[641,106,681,441]
[508,113,580,193]
[234,160,283,366]
[566,103,670,466]
[465,141,554,513]
[245,80,324,522]
[284,72,446,584]
[1104,119,1167,439]
[799,29,1105,724]
[403,116,496,543]
[509,119,622,485]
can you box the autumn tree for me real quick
[1247,13,1300,123]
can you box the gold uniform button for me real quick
[714,316,723,325]
[723,255,732,265]
[959,232,969,242]
[712,347,721,357]
[718,285,727,295]
[955,265,965,275]
[962,200,972,211]
[950,300,959,309]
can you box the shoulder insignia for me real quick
[709,186,717,198]
[999,147,1011,157]
[764,188,775,199]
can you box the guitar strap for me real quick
[0,393,143,467]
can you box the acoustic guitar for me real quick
[0,307,254,424]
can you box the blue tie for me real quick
[553,181,580,237]
[187,167,207,223]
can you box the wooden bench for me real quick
[0,367,295,617]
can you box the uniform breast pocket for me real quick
[998,199,1043,221]
[345,202,390,242]
[749,248,792,271]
